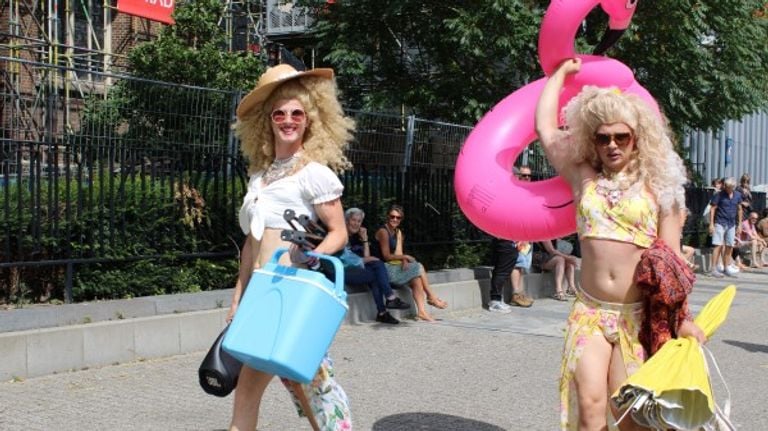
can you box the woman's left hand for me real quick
[678,320,707,344]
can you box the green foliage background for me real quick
[311,0,768,134]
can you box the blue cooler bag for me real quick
[222,248,348,383]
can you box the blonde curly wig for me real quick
[563,86,687,213]
[235,76,355,174]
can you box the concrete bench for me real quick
[343,267,570,324]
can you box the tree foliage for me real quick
[128,0,264,90]
[311,0,768,132]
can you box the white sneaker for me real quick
[724,267,739,278]
[727,264,740,274]
[716,263,724,273]
[488,300,512,314]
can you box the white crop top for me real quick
[238,161,344,240]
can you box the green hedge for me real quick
[1,173,244,304]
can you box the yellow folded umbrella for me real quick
[611,286,737,429]
[694,285,736,339]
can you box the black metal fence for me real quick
[3,57,762,303]
[0,58,488,303]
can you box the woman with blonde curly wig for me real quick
[536,58,705,431]
[228,64,354,431]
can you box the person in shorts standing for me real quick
[708,177,743,278]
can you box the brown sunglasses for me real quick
[594,132,632,147]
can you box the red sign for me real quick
[117,0,175,25]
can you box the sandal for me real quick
[427,297,448,309]
[565,287,577,297]
[551,292,568,302]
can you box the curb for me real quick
[0,268,565,381]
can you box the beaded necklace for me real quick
[594,170,640,207]
[262,152,302,186]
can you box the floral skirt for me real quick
[280,355,352,430]
[559,290,645,430]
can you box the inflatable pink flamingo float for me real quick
[454,0,659,241]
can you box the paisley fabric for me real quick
[634,238,695,356]
[577,179,658,248]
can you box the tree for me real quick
[614,0,768,134]
[128,0,264,90]
[310,0,768,133]
[310,0,544,123]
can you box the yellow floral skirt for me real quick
[559,290,645,430]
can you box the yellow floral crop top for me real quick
[577,176,658,248]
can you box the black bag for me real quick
[198,325,242,397]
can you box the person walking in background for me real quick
[229,64,354,431]
[372,204,448,322]
[536,58,705,430]
[708,177,743,278]
[344,207,410,324]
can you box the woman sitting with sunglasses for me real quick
[372,204,448,322]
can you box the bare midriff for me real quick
[253,228,295,269]
[579,237,645,303]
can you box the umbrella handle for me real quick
[701,345,736,431]
[613,392,650,428]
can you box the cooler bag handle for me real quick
[269,248,347,302]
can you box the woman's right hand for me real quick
[556,57,581,76]
[289,244,320,269]
[359,226,368,242]
[226,302,238,323]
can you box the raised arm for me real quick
[535,58,582,186]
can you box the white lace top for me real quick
[238,161,344,240]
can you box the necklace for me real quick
[595,170,637,207]
[262,153,301,185]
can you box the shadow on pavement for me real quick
[723,339,768,353]
[372,412,505,431]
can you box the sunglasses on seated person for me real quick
[388,214,402,220]
[594,132,633,147]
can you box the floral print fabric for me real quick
[577,179,658,248]
[280,355,352,430]
[559,293,645,430]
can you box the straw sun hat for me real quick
[236,64,334,119]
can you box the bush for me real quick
[72,257,238,301]
[1,173,245,303]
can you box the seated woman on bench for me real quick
[372,204,448,322]
[343,207,410,324]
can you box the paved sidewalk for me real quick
[1,272,766,430]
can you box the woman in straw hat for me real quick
[228,64,355,430]
[536,58,705,430]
